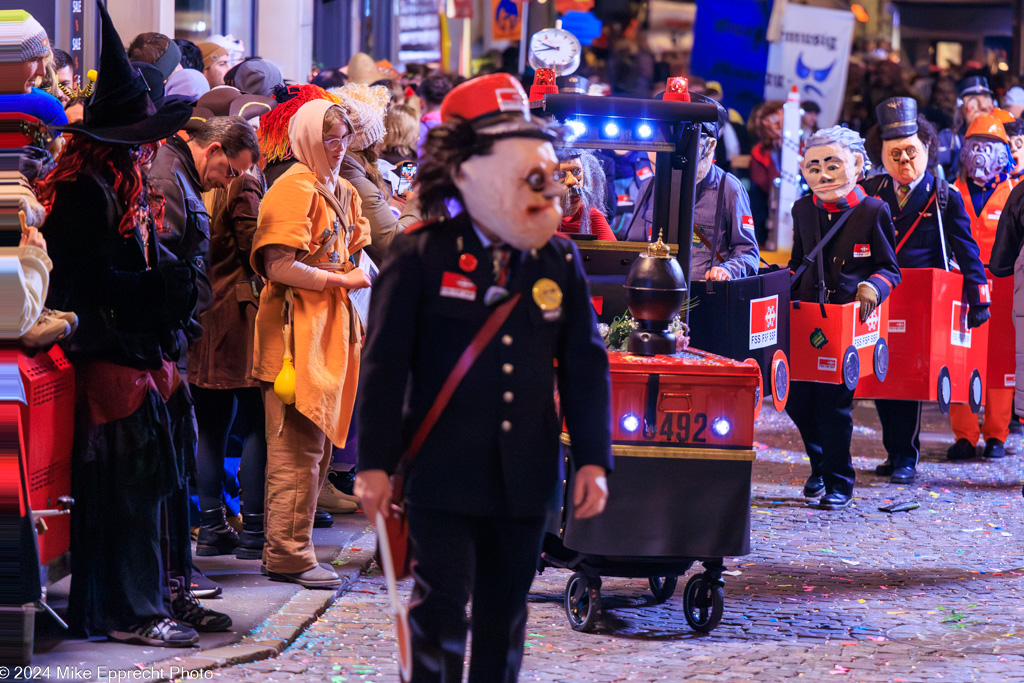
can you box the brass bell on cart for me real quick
[624,231,687,356]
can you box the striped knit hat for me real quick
[329,83,389,151]
[0,10,51,61]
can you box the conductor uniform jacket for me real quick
[789,192,900,305]
[862,172,989,308]
[356,212,614,518]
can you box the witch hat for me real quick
[58,1,190,144]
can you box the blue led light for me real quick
[636,123,654,139]
[603,121,620,137]
[566,119,587,138]
[712,418,731,437]
[621,414,640,433]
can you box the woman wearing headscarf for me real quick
[250,99,372,588]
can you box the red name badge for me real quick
[636,166,653,181]
[742,215,754,229]
[440,271,477,301]
[853,244,871,258]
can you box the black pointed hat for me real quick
[876,97,918,140]
[58,1,190,144]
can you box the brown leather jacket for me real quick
[187,171,266,389]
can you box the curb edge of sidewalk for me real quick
[147,528,378,675]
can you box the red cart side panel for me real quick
[606,349,760,450]
[790,300,889,384]
[987,273,1015,392]
[856,268,989,404]
[19,346,75,566]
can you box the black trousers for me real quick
[786,381,856,497]
[406,506,546,683]
[191,385,267,514]
[876,399,922,469]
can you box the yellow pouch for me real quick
[273,288,297,405]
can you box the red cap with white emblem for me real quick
[441,73,531,125]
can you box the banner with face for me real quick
[764,4,854,128]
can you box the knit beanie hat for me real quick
[2,10,51,61]
[330,83,389,151]
[198,42,228,69]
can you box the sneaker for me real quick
[20,308,77,348]
[108,618,199,647]
[190,568,222,599]
[171,590,232,632]
[317,481,359,514]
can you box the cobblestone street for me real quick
[213,402,1024,683]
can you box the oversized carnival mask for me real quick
[559,156,585,216]
[801,142,863,203]
[962,94,994,126]
[1009,134,1024,176]
[962,137,1010,185]
[455,136,564,250]
[881,134,928,187]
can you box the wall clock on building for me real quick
[528,28,582,76]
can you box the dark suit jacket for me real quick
[356,212,613,518]
[789,194,900,305]
[862,172,989,308]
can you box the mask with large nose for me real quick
[455,137,565,250]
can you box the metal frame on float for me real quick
[533,93,717,321]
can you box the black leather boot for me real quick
[235,513,265,560]
[196,507,239,556]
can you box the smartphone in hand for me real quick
[396,160,418,196]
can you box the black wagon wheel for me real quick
[937,366,952,415]
[873,337,889,382]
[968,369,983,414]
[564,572,601,632]
[682,574,724,632]
[842,345,860,391]
[648,575,678,604]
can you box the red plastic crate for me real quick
[790,299,889,388]
[855,268,988,412]
[987,273,1015,394]
[18,346,75,566]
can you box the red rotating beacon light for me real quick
[529,68,560,102]
[664,77,691,102]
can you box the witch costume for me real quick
[38,1,203,646]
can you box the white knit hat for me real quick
[329,84,390,151]
[2,10,51,61]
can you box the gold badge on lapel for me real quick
[532,278,563,311]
